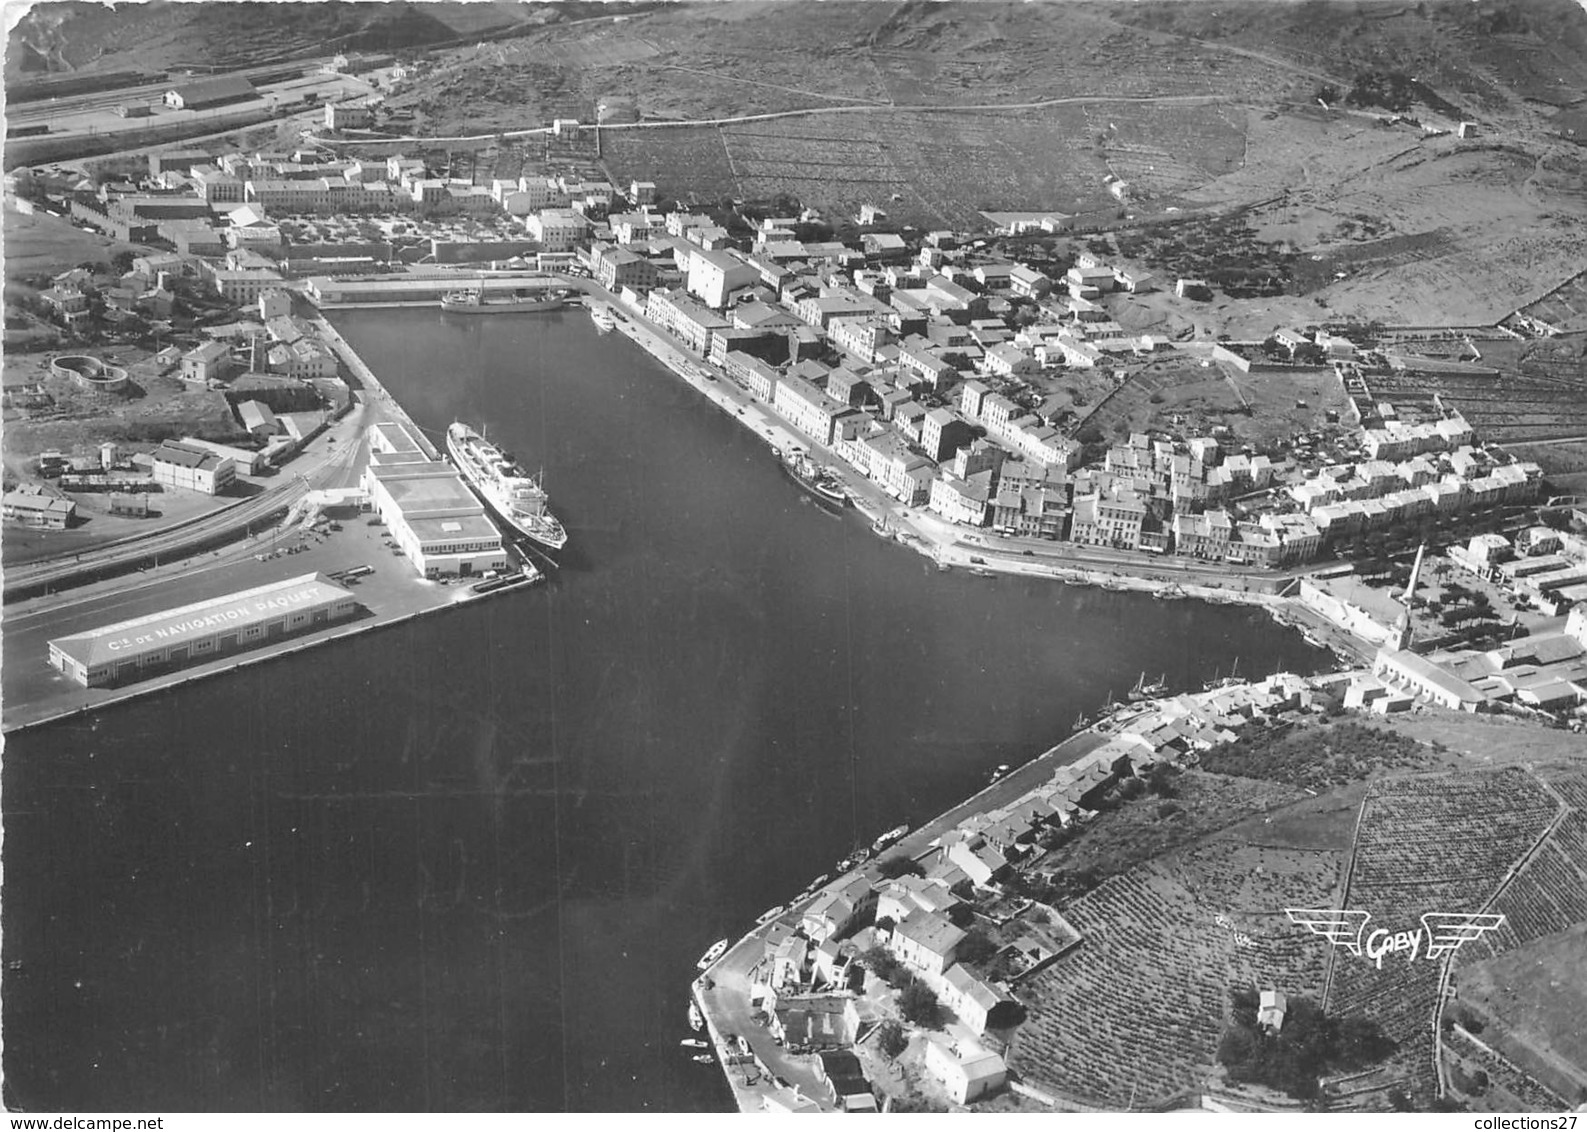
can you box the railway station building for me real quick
[48,573,359,688]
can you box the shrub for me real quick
[1144,762,1180,798]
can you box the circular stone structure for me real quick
[51,354,129,395]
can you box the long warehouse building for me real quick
[362,420,508,578]
[48,573,359,688]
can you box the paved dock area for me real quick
[0,515,489,732]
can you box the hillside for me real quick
[1007,753,1585,1111]
[4,1,525,79]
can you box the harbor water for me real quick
[1,307,1329,1111]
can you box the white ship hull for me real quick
[446,423,568,551]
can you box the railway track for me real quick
[3,478,309,604]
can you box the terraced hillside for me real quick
[1009,761,1578,1111]
[1010,825,1345,1108]
[1323,768,1560,1106]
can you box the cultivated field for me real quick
[1361,365,1587,447]
[1011,822,1343,1108]
[1455,764,1587,965]
[1319,768,1560,1102]
[601,127,740,208]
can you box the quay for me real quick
[591,282,1361,669]
[690,724,1110,1112]
[2,318,535,735]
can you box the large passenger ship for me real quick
[446,422,568,551]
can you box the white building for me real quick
[686,248,760,310]
[150,441,236,495]
[524,209,590,252]
[361,422,507,579]
[923,1041,1007,1106]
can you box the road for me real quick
[4,395,373,603]
[584,280,1320,608]
[315,91,1234,148]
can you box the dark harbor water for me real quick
[1,308,1328,1112]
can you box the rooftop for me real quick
[49,573,352,669]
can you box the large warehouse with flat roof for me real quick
[362,421,507,578]
[48,573,359,688]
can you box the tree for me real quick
[863,945,908,988]
[897,981,942,1028]
[112,250,138,275]
[877,1020,908,1059]
[877,855,923,880]
[875,916,896,936]
[957,927,999,967]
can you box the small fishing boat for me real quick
[1127,672,1170,702]
[697,939,730,970]
[871,825,909,853]
[688,1002,704,1032]
[691,1054,714,1064]
[680,1038,708,1050]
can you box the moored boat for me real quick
[446,422,568,551]
[697,938,729,970]
[779,449,849,511]
[441,285,566,313]
[1127,672,1170,702]
[871,825,909,853]
[680,1038,708,1049]
[688,1002,704,1031]
[589,301,617,332]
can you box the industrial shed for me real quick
[163,76,258,111]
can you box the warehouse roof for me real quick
[407,514,499,543]
[151,441,226,470]
[368,464,480,511]
[49,573,353,670]
[168,76,257,107]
